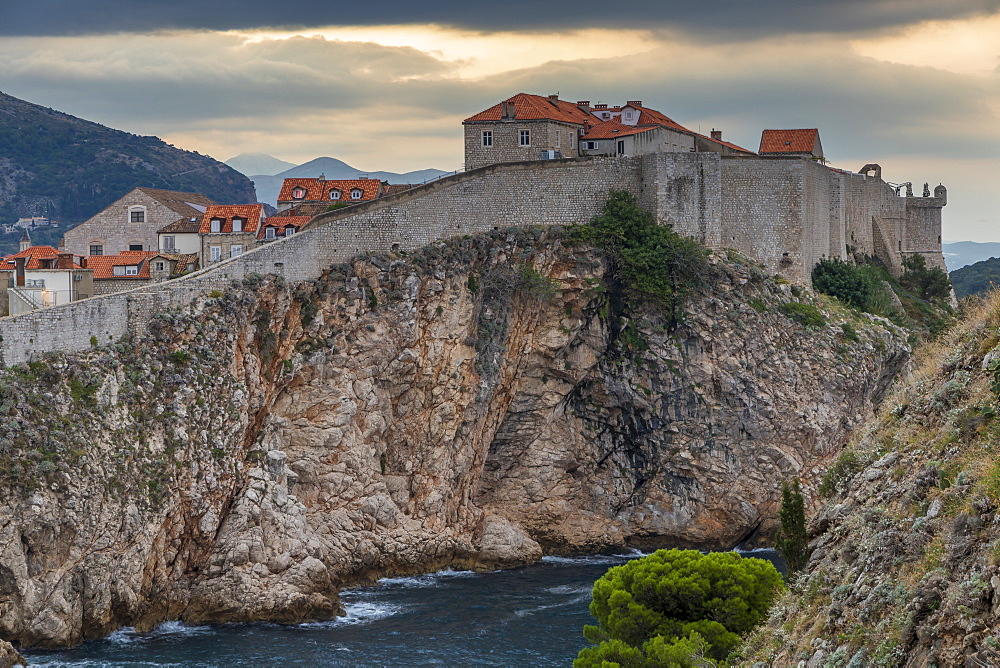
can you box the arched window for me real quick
[329,190,341,200]
[292,187,306,199]
[350,188,363,200]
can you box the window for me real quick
[555,132,561,148]
[519,129,531,146]
[625,111,632,120]
[210,218,222,233]
[154,262,165,271]
[210,246,221,262]
[285,227,296,235]
[129,208,145,223]
[329,190,341,200]
[89,244,103,256]
[482,131,493,147]
[351,189,363,200]
[26,278,45,288]
[230,245,242,258]
[232,218,243,233]
[264,227,276,239]
[125,265,138,276]
[617,140,625,155]
[162,236,175,251]
[292,187,306,199]
[129,244,143,251]
[583,141,598,150]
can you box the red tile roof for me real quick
[2,245,83,270]
[277,178,382,203]
[464,93,593,125]
[581,119,660,140]
[199,204,264,234]
[759,129,820,154]
[625,104,691,133]
[86,251,161,279]
[696,133,756,155]
[258,216,312,240]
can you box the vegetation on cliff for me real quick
[739,291,1000,666]
[811,255,954,341]
[0,90,256,227]
[575,550,784,666]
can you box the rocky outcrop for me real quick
[0,228,907,649]
[741,293,1000,667]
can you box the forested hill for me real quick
[951,256,1000,298]
[0,91,256,224]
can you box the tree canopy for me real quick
[576,549,785,667]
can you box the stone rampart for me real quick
[0,157,642,366]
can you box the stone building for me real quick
[62,188,216,258]
[464,93,754,169]
[87,250,196,296]
[0,245,92,315]
[199,204,265,266]
[157,217,203,255]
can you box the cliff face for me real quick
[742,294,1000,667]
[0,228,907,649]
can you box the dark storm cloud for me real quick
[1,0,998,36]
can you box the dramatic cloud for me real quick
[0,7,996,239]
[1,0,998,37]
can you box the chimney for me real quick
[594,104,608,110]
[710,129,723,141]
[626,100,642,107]
[318,173,326,181]
[56,253,74,269]
[576,100,591,113]
[501,100,516,120]
[548,94,559,101]
[19,232,30,253]
[14,257,25,287]
[80,257,88,269]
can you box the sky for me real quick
[0,1,998,240]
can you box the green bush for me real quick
[576,549,784,666]
[811,258,881,311]
[570,190,709,323]
[779,302,826,328]
[819,448,862,497]
[899,254,951,303]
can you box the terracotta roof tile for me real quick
[581,119,660,140]
[158,216,202,234]
[759,129,820,154]
[627,105,691,133]
[258,216,312,240]
[135,188,216,218]
[2,245,83,270]
[277,178,382,203]
[464,93,593,125]
[199,204,264,234]
[85,251,161,279]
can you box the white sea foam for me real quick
[544,584,593,595]
[540,554,628,566]
[377,567,478,588]
[299,600,403,628]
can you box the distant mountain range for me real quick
[225,155,449,207]
[0,91,256,225]
[942,241,1000,272]
[225,153,296,177]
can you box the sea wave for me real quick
[376,568,479,588]
[299,599,403,628]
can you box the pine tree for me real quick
[775,478,810,573]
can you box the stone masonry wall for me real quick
[0,157,641,366]
[639,152,722,248]
[62,190,186,257]
[464,121,581,170]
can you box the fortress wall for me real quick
[720,158,806,280]
[904,198,947,269]
[802,161,833,274]
[828,172,848,261]
[639,152,722,247]
[0,157,643,366]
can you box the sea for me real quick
[23,549,782,667]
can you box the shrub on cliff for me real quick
[570,190,709,322]
[811,258,882,312]
[775,479,810,573]
[576,549,784,666]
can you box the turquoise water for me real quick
[24,550,781,667]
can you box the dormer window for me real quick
[232,218,244,233]
[350,189,363,200]
[330,190,341,200]
[285,227,296,235]
[264,227,276,239]
[292,187,306,199]
[210,218,222,233]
